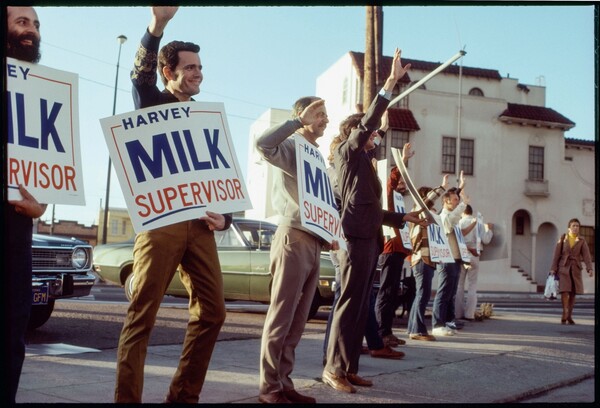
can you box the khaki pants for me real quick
[115,220,225,403]
[259,226,321,394]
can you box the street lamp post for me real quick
[101,34,127,245]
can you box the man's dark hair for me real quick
[338,113,364,141]
[442,189,458,201]
[464,204,473,215]
[291,96,321,119]
[158,40,200,86]
[6,7,41,63]
[568,218,580,227]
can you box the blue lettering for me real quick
[40,98,65,152]
[20,66,30,79]
[126,133,179,183]
[8,64,17,78]
[16,93,38,148]
[203,128,230,169]
[136,115,148,127]
[171,130,191,172]
[122,117,134,130]
[304,162,334,206]
[147,111,159,124]
[185,130,211,171]
[171,108,181,119]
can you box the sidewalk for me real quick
[18,309,595,404]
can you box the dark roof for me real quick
[388,108,420,131]
[499,103,575,128]
[565,138,595,148]
[348,51,502,82]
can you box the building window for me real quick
[391,130,409,150]
[374,132,386,160]
[442,137,475,175]
[460,139,474,176]
[442,136,456,174]
[342,77,348,105]
[469,87,484,97]
[528,146,545,180]
[110,219,119,235]
[516,215,524,235]
[121,220,127,235]
[579,226,595,261]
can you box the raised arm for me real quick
[148,6,178,37]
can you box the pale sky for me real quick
[25,5,596,227]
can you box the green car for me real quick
[93,218,336,320]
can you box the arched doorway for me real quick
[535,222,559,284]
[511,210,532,278]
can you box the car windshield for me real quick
[232,221,276,249]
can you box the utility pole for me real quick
[363,5,383,112]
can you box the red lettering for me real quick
[135,194,151,217]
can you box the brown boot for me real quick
[560,292,569,324]
[567,292,576,324]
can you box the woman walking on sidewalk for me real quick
[550,218,593,325]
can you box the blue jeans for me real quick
[365,289,384,350]
[432,261,461,328]
[406,260,435,336]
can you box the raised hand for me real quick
[149,6,179,37]
[298,99,325,126]
[390,48,411,81]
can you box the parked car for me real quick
[29,234,95,329]
[93,218,336,320]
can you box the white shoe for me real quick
[432,326,455,336]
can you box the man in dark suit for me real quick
[323,48,427,393]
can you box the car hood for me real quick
[32,233,88,247]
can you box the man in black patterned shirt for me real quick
[114,7,231,403]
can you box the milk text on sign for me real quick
[126,128,230,183]
[7,64,78,192]
[303,161,336,208]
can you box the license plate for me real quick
[32,285,49,305]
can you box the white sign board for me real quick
[6,57,85,204]
[100,101,251,232]
[294,135,346,250]
[453,225,471,263]
[428,213,454,263]
[393,191,412,250]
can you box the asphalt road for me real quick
[25,282,593,351]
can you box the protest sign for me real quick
[6,57,85,204]
[454,225,471,263]
[393,190,412,250]
[100,101,251,232]
[428,213,454,263]
[294,135,346,250]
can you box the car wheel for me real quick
[307,290,322,321]
[27,299,56,330]
[124,273,136,302]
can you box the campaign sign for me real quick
[100,101,251,232]
[453,225,471,263]
[6,57,85,204]
[428,213,454,263]
[294,135,346,250]
[393,190,412,250]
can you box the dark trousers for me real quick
[4,207,33,404]
[325,236,379,377]
[375,252,407,338]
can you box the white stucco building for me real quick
[246,50,596,293]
